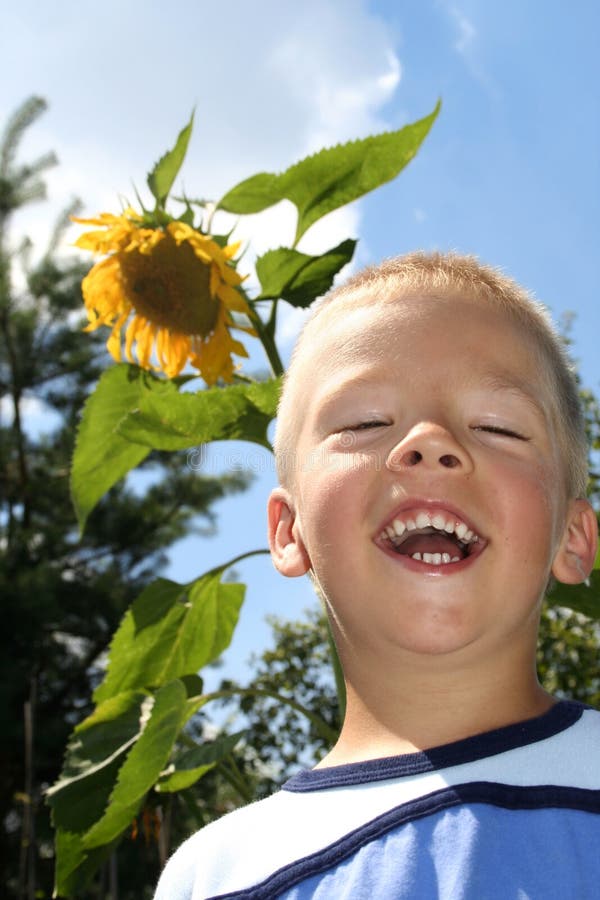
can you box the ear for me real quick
[551,498,598,584]
[267,488,311,577]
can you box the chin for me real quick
[385,614,485,658]
[394,633,479,657]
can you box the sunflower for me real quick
[74,209,252,384]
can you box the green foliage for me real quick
[220,607,341,792]
[48,684,188,894]
[547,570,600,619]
[147,110,195,208]
[82,682,187,848]
[219,101,440,242]
[117,376,281,451]
[70,365,153,530]
[256,239,357,306]
[49,563,248,895]
[0,99,252,899]
[48,557,251,894]
[48,691,151,834]
[53,831,116,900]
[157,731,244,793]
[0,96,57,217]
[538,607,600,707]
[95,573,245,703]
[72,369,280,528]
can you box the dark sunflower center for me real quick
[118,232,219,336]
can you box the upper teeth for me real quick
[386,512,477,543]
[380,509,479,565]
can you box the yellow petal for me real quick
[125,315,143,363]
[221,240,242,261]
[106,311,129,362]
[216,281,251,314]
[136,320,158,369]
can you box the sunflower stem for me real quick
[324,612,346,722]
[198,547,270,582]
[249,307,284,377]
[200,687,339,745]
[266,299,278,340]
[216,756,254,804]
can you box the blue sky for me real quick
[3,0,599,685]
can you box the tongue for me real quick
[397,534,463,557]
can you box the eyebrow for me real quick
[314,371,550,423]
[314,373,385,411]
[475,373,550,419]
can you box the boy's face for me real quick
[269,293,596,663]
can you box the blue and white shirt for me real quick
[154,701,600,899]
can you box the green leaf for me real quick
[83,681,187,848]
[48,691,149,832]
[51,683,187,894]
[547,572,600,620]
[54,830,117,898]
[180,674,204,697]
[49,691,149,896]
[147,111,194,206]
[178,204,195,226]
[70,365,174,531]
[94,573,245,704]
[157,731,244,793]
[256,239,357,307]
[219,101,440,243]
[116,377,281,451]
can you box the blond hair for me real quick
[274,251,588,497]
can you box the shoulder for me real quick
[563,704,600,781]
[153,789,301,899]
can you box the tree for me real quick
[538,608,600,708]
[219,606,340,796]
[0,97,249,899]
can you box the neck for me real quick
[318,643,554,767]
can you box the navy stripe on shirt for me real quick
[209,780,600,900]
[284,701,585,792]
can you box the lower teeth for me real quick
[412,552,461,564]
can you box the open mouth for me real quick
[378,509,484,566]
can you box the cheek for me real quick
[491,458,564,560]
[297,467,366,552]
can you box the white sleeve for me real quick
[153,832,200,900]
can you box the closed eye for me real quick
[343,420,389,431]
[473,425,529,441]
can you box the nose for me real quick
[386,422,473,473]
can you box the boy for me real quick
[154,252,600,899]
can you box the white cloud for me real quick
[437,2,499,98]
[268,33,401,152]
[2,0,402,266]
[2,1,402,366]
[448,5,477,53]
